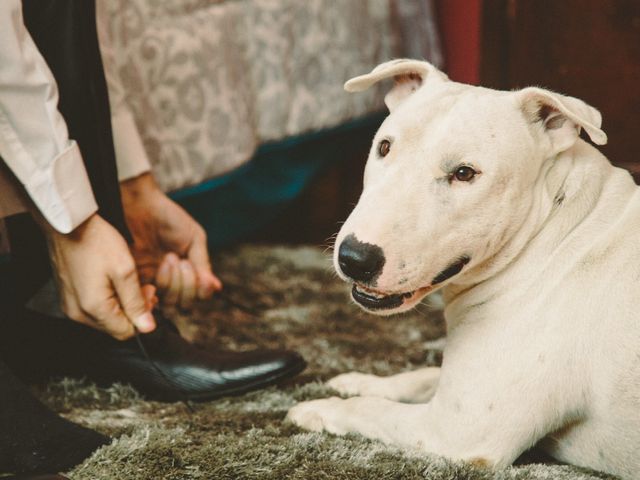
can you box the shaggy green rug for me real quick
[32,246,615,479]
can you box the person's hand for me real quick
[120,173,222,310]
[43,213,157,340]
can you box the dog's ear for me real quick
[344,59,447,111]
[519,87,607,154]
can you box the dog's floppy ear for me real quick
[519,87,607,154]
[345,59,447,111]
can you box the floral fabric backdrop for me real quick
[100,0,442,192]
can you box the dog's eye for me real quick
[378,140,391,157]
[453,166,477,182]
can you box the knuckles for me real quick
[62,303,84,322]
[112,260,136,280]
[78,298,103,316]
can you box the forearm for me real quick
[119,172,160,204]
[0,0,97,233]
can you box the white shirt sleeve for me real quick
[96,0,152,182]
[0,0,98,233]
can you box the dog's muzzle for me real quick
[351,284,413,310]
[349,255,471,312]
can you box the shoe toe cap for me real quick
[149,348,307,401]
[220,349,306,382]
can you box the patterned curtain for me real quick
[99,0,442,192]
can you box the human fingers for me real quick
[44,214,148,339]
[163,257,182,307]
[186,228,222,299]
[201,269,223,298]
[178,259,197,310]
[155,254,173,293]
[96,296,137,340]
[60,293,94,329]
[72,279,136,340]
[111,258,156,334]
[142,284,159,310]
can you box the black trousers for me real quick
[6,0,130,304]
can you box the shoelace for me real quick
[132,323,195,413]
[130,286,262,413]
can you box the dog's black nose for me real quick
[338,234,385,283]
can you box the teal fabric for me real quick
[171,113,385,248]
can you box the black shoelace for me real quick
[130,286,262,413]
[132,323,196,413]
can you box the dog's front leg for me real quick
[327,367,440,403]
[287,396,432,449]
[287,391,550,468]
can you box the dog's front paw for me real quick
[286,397,346,435]
[327,372,382,397]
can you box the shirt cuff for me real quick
[24,141,98,233]
[111,109,152,181]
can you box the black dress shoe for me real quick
[2,476,70,480]
[1,310,306,402]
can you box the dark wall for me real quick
[481,0,640,177]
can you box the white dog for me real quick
[287,59,640,479]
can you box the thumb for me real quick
[187,231,222,298]
[112,269,156,333]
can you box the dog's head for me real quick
[335,59,607,315]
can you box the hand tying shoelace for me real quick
[131,320,196,413]
[130,287,270,413]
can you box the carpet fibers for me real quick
[31,246,616,479]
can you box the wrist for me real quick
[41,212,98,244]
[120,172,162,207]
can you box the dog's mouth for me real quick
[350,255,471,312]
[351,284,431,311]
[431,255,471,285]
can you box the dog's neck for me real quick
[443,140,610,305]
